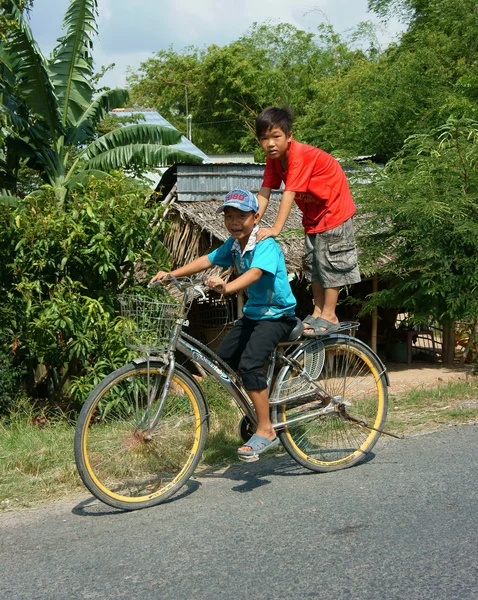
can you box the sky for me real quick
[27,0,405,90]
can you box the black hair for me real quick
[255,106,294,138]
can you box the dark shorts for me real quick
[303,218,361,288]
[215,315,297,391]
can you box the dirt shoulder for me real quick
[385,361,473,395]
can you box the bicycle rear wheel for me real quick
[274,337,388,472]
[74,361,207,510]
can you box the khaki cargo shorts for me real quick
[303,218,361,288]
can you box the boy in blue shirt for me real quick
[150,189,297,461]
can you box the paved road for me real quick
[1,425,477,600]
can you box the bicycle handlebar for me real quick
[148,274,211,299]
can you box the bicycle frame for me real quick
[178,332,258,427]
[144,325,389,437]
[143,279,389,436]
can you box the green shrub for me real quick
[0,346,26,414]
[0,173,169,411]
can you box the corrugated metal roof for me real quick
[111,109,210,164]
[208,153,255,164]
[174,163,283,202]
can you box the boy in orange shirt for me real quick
[255,106,361,335]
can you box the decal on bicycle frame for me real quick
[191,350,232,383]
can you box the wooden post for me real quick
[442,318,456,365]
[371,274,378,352]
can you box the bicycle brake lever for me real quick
[193,285,206,299]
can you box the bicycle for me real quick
[74,276,391,511]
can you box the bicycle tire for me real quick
[74,361,208,510]
[274,337,388,472]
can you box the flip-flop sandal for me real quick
[302,314,315,325]
[303,316,341,337]
[302,314,321,332]
[238,434,280,462]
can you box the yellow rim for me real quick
[82,370,202,503]
[283,345,385,466]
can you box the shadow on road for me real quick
[199,454,316,493]
[71,451,377,514]
[200,449,377,492]
[71,479,202,516]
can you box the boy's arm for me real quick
[150,255,212,284]
[256,186,271,220]
[256,190,296,241]
[207,268,262,295]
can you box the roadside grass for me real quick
[387,379,478,434]
[1,376,477,511]
[0,400,83,511]
[200,377,243,466]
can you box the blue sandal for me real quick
[238,434,280,462]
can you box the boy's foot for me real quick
[303,316,340,337]
[238,434,280,462]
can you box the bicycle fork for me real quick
[135,354,176,440]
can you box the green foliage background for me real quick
[354,118,478,324]
[128,0,478,159]
[0,173,167,411]
[1,0,478,413]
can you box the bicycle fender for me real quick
[286,336,390,387]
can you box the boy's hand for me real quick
[206,276,226,294]
[256,226,280,241]
[149,271,170,285]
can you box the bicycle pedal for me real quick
[238,454,260,463]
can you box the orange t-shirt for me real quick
[261,140,356,233]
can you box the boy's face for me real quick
[259,126,292,160]
[223,206,259,244]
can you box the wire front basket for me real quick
[119,294,182,355]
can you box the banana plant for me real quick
[0,0,201,203]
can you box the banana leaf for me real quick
[49,0,99,126]
[0,0,62,138]
[81,124,184,158]
[81,144,203,171]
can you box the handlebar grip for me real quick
[147,281,163,289]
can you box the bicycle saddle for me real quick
[281,317,304,342]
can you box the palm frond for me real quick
[49,0,99,126]
[0,0,62,138]
[67,88,130,145]
[65,169,110,188]
[0,195,20,208]
[81,124,184,158]
[81,144,203,171]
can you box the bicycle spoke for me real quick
[276,338,388,472]
[75,364,207,509]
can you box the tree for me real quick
[128,22,341,155]
[354,118,478,363]
[301,0,478,158]
[0,0,201,204]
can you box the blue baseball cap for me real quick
[216,189,259,214]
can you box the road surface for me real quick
[1,424,477,600]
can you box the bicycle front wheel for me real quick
[275,337,388,472]
[74,361,207,510]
